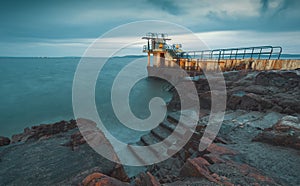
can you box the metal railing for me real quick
[187,46,282,61]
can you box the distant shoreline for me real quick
[0,53,300,59]
[0,55,148,59]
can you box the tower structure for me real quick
[142,33,171,67]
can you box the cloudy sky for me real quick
[0,0,299,56]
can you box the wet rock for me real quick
[1,130,120,185]
[277,99,300,114]
[170,70,300,114]
[208,161,278,186]
[213,136,229,144]
[11,119,77,143]
[255,71,300,89]
[223,70,250,82]
[178,142,280,185]
[148,156,184,184]
[0,136,10,146]
[110,164,130,182]
[198,91,211,110]
[195,76,210,93]
[11,129,31,143]
[180,157,220,184]
[244,84,272,95]
[227,92,273,111]
[206,143,237,156]
[253,115,300,150]
[163,178,218,186]
[71,131,86,146]
[134,172,161,186]
[82,172,130,186]
[203,153,225,164]
[63,131,86,150]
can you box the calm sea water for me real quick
[0,57,171,141]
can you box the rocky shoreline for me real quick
[0,70,299,185]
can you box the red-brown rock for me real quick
[109,164,130,182]
[63,131,87,150]
[253,115,300,150]
[83,173,106,186]
[180,157,220,184]
[228,161,276,185]
[203,153,225,164]
[135,172,161,186]
[11,119,77,143]
[206,143,237,156]
[82,172,130,186]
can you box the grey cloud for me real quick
[146,0,184,15]
[260,0,269,12]
[0,0,299,56]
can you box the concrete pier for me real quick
[142,33,300,76]
[181,58,300,72]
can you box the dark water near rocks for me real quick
[0,57,171,139]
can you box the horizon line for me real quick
[1,53,300,58]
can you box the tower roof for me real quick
[142,32,171,40]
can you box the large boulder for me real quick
[253,115,300,150]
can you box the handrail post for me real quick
[242,49,246,59]
[251,48,254,59]
[258,48,262,59]
[278,47,282,59]
[222,49,225,59]
[269,47,274,59]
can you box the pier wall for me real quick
[158,59,300,72]
[219,59,300,71]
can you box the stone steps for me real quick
[167,112,196,131]
[128,110,272,167]
[151,125,171,141]
[125,112,184,164]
